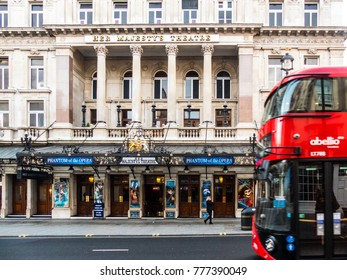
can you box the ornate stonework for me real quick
[11,0,23,5]
[94,45,108,56]
[308,48,318,55]
[130,45,143,55]
[30,49,41,56]
[271,48,281,55]
[165,44,179,56]
[201,44,214,54]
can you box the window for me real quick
[121,109,132,126]
[90,108,97,125]
[304,3,318,27]
[154,71,167,99]
[31,4,43,27]
[154,109,167,127]
[0,58,9,90]
[218,1,232,24]
[0,101,9,127]
[92,72,97,99]
[123,71,132,99]
[184,108,199,127]
[30,58,44,89]
[268,58,283,89]
[304,57,319,67]
[114,2,127,24]
[0,4,8,28]
[216,71,231,99]
[269,3,282,27]
[79,3,93,25]
[182,0,198,24]
[298,165,322,201]
[215,108,231,127]
[29,101,44,127]
[148,2,162,24]
[185,71,199,99]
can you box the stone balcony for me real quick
[0,125,253,147]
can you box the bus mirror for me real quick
[257,160,270,180]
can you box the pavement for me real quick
[0,217,251,237]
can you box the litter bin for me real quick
[241,207,256,230]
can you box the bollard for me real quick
[241,207,256,230]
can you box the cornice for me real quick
[0,25,345,39]
[0,28,51,37]
[258,27,347,37]
[44,24,263,36]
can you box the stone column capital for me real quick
[130,45,143,56]
[201,44,214,55]
[165,44,179,56]
[94,45,108,56]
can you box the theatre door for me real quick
[179,175,200,218]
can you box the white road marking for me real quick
[92,249,129,252]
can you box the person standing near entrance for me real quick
[204,196,214,224]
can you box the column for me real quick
[165,44,179,124]
[238,46,254,124]
[0,174,7,217]
[202,44,214,123]
[26,179,33,218]
[55,48,74,125]
[130,45,143,123]
[94,45,108,125]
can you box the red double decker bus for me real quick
[253,66,347,259]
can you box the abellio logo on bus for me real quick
[310,136,344,148]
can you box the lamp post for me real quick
[151,104,156,127]
[187,104,192,127]
[280,53,294,76]
[223,104,228,127]
[81,101,86,127]
[202,120,213,155]
[249,133,257,172]
[116,104,121,127]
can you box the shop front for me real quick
[0,138,255,219]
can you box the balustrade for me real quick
[0,126,243,144]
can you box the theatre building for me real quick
[0,1,345,219]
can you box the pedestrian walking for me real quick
[204,196,214,224]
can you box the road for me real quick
[0,235,259,260]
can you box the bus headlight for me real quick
[264,236,277,252]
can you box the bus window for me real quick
[255,160,292,231]
[262,77,346,124]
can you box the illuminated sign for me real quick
[44,156,94,165]
[17,170,50,180]
[184,156,234,166]
[120,157,158,165]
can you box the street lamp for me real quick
[280,53,294,76]
[249,133,256,155]
[151,104,156,127]
[187,104,192,127]
[116,104,121,127]
[223,104,228,127]
[81,101,86,127]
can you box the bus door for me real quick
[298,163,347,259]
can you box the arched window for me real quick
[123,71,133,99]
[154,71,167,99]
[92,72,97,99]
[185,71,199,99]
[216,71,230,99]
